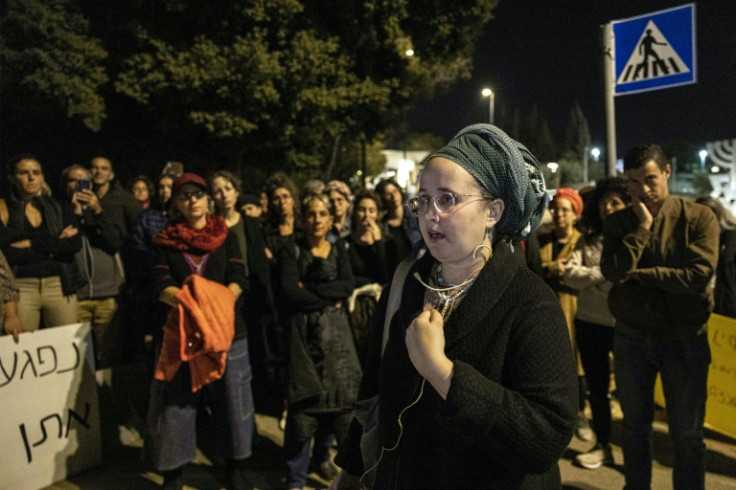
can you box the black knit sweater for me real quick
[335,242,578,489]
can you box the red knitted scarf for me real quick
[154,215,228,253]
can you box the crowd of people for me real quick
[1,132,734,490]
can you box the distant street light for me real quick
[699,149,708,171]
[405,49,414,57]
[481,88,495,124]
[711,165,720,173]
[547,161,560,189]
[583,146,601,184]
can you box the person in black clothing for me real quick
[375,178,423,275]
[331,124,576,489]
[345,190,389,366]
[346,190,389,288]
[277,193,361,490]
[1,154,82,330]
[209,170,280,409]
[61,164,128,368]
[696,196,736,318]
[263,172,303,260]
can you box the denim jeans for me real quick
[144,337,255,470]
[613,332,710,490]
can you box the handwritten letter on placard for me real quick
[0,323,101,490]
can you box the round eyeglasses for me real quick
[406,192,491,217]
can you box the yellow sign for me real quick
[654,313,736,440]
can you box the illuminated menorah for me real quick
[706,138,736,195]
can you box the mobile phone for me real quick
[75,179,91,192]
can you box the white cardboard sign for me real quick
[0,323,101,490]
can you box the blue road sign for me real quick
[613,4,696,96]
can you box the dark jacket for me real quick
[277,238,361,412]
[100,181,141,238]
[714,228,736,318]
[75,206,126,299]
[335,243,578,489]
[1,195,82,296]
[383,212,424,276]
[239,214,275,326]
[100,182,141,280]
[151,231,249,338]
[601,196,719,338]
[346,237,389,287]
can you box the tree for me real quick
[1,0,499,177]
[564,102,591,160]
[107,0,498,175]
[521,107,556,163]
[0,0,108,131]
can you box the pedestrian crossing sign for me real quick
[613,4,696,95]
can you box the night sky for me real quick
[408,0,736,159]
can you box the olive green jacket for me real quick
[601,196,719,339]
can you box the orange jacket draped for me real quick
[154,274,235,392]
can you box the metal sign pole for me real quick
[602,22,617,176]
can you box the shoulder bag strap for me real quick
[381,258,414,356]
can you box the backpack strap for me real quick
[381,258,415,356]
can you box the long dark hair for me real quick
[580,177,631,235]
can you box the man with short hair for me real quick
[73,157,140,366]
[90,156,140,234]
[62,164,128,367]
[601,143,718,490]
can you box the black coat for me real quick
[277,238,361,412]
[335,243,578,489]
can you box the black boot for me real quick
[225,458,254,490]
[162,467,183,490]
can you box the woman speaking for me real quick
[332,124,577,489]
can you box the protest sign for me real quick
[0,323,101,490]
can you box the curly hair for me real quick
[264,172,300,224]
[580,177,631,235]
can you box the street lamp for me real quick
[699,149,708,171]
[583,146,601,184]
[547,162,559,189]
[591,147,601,161]
[481,88,495,125]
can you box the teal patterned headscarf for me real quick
[429,124,548,242]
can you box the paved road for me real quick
[47,402,736,490]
